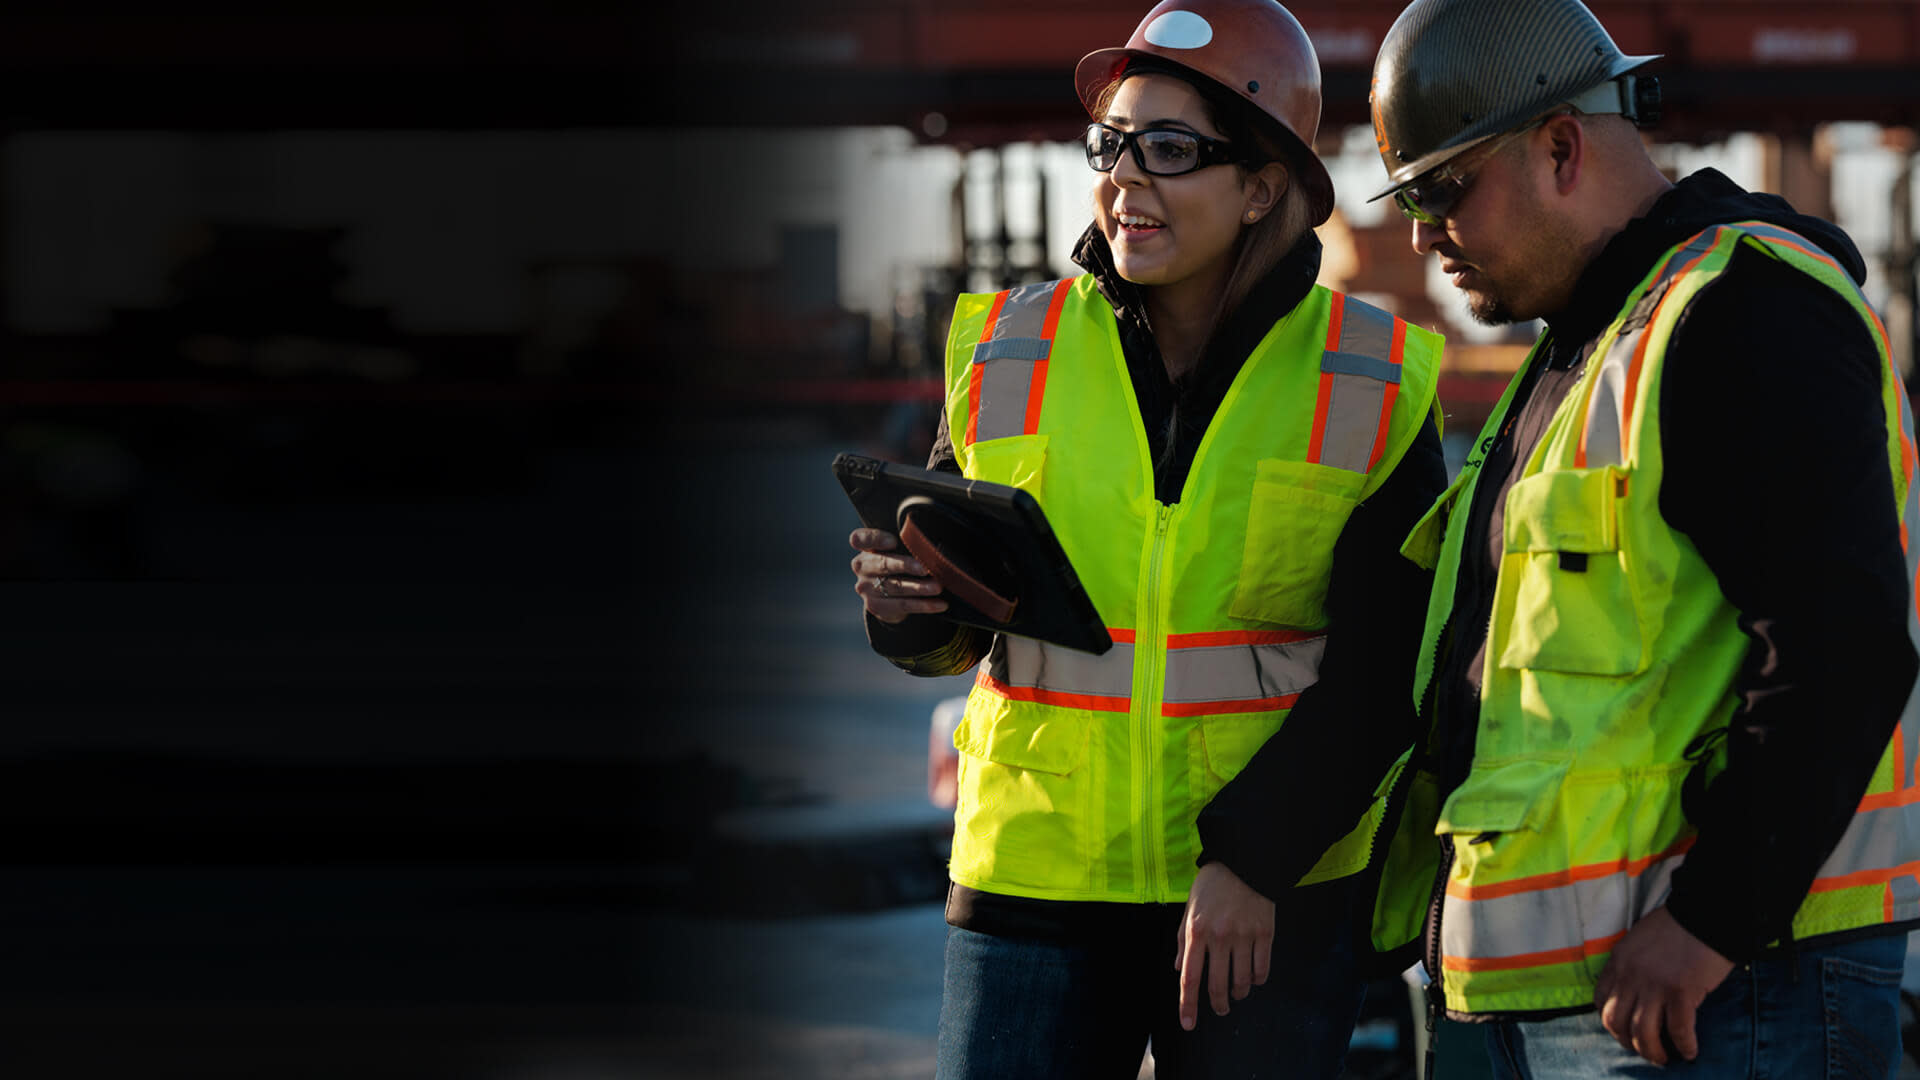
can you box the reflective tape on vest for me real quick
[1160,630,1326,717]
[978,632,1135,712]
[965,279,1073,446]
[980,628,1327,718]
[1310,293,1407,473]
[1441,839,1689,973]
[1812,786,1920,912]
[1577,228,1725,469]
[1897,388,1920,791]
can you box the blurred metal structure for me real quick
[679,2,1920,142]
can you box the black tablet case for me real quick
[833,453,1112,655]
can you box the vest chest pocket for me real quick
[1230,459,1365,628]
[1497,466,1646,676]
[961,433,1048,504]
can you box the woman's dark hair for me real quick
[1092,56,1315,333]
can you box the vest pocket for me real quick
[950,692,1092,891]
[961,433,1049,505]
[1497,466,1646,676]
[1230,459,1365,628]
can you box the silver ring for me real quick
[876,576,892,599]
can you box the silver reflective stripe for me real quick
[971,280,1064,444]
[1579,229,1723,468]
[1441,847,1682,965]
[1338,295,1396,361]
[1578,320,1644,469]
[1811,793,1920,886]
[1900,391,1920,787]
[1890,873,1920,923]
[986,634,1135,702]
[1161,636,1326,706]
[1316,297,1401,473]
[1319,375,1387,471]
[993,280,1061,340]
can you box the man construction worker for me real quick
[1365,0,1920,1075]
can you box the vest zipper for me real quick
[1423,835,1453,1080]
[1135,503,1175,900]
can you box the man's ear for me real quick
[1543,114,1585,196]
[1244,161,1290,220]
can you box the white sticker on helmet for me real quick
[1143,11,1213,50]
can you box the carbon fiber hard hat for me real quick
[1369,0,1659,199]
[1075,0,1336,226]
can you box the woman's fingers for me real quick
[848,532,947,622]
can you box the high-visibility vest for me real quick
[943,274,1443,903]
[1380,222,1920,1015]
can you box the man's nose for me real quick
[1411,218,1446,256]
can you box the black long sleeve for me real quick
[1657,250,1918,961]
[864,408,992,676]
[1195,418,1447,900]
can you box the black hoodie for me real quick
[1428,168,1920,968]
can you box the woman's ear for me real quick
[1243,161,1290,221]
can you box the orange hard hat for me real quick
[1075,0,1334,226]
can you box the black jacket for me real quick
[1427,168,1919,963]
[869,225,1446,938]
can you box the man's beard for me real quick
[1466,287,1518,326]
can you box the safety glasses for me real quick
[1393,114,1557,226]
[1083,121,1242,177]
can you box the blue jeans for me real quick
[1483,931,1909,1079]
[935,884,1368,1079]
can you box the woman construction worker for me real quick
[848,0,1446,1074]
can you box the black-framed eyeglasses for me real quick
[1083,122,1241,177]
[1393,114,1558,226]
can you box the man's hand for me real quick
[1593,905,1735,1065]
[1175,862,1275,1031]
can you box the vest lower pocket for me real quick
[1230,459,1365,628]
[1497,466,1646,675]
[950,688,1093,892]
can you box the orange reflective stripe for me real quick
[1443,930,1625,974]
[1810,857,1920,895]
[1324,290,1346,350]
[1307,371,1335,464]
[1162,693,1301,718]
[1024,359,1049,436]
[1040,277,1073,338]
[1623,236,1721,450]
[1854,785,1920,813]
[1306,294,1344,463]
[1019,280,1074,437]
[1445,836,1695,901]
[1108,628,1136,644]
[1365,319,1408,470]
[965,291,1008,448]
[976,671,1130,713]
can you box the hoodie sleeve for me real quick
[865,405,993,675]
[1195,418,1445,899]
[1656,243,1918,961]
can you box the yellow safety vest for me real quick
[1381,222,1920,1015]
[943,274,1443,903]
